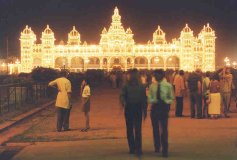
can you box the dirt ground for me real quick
[4,84,237,159]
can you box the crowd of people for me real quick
[47,67,236,158]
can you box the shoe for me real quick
[81,127,90,132]
[129,150,135,154]
[136,151,143,157]
[224,115,230,118]
[162,152,168,158]
[155,149,160,153]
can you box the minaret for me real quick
[180,24,195,71]
[20,25,36,73]
[199,23,216,71]
[41,25,55,68]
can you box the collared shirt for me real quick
[148,79,174,105]
[219,73,233,93]
[120,83,147,107]
[48,77,71,109]
[82,85,91,98]
[173,74,185,97]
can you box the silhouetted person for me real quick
[173,70,185,117]
[202,72,211,118]
[187,69,202,118]
[120,69,147,156]
[219,67,232,118]
[48,71,72,132]
[148,69,174,158]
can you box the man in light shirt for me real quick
[173,70,185,117]
[219,67,233,118]
[48,71,72,132]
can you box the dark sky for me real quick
[0,0,237,65]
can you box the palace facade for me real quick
[20,7,216,73]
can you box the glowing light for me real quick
[85,58,90,64]
[233,61,237,68]
[154,57,160,63]
[20,7,216,72]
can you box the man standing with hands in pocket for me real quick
[148,69,174,158]
[48,71,72,132]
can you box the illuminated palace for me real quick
[20,7,216,73]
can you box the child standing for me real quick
[81,78,91,132]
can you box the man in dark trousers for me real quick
[48,71,72,132]
[187,69,202,118]
[148,69,174,158]
[120,69,147,156]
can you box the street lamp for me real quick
[224,57,230,66]
[15,59,20,74]
[233,61,237,69]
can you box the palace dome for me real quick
[22,25,33,35]
[43,25,53,34]
[69,26,80,37]
[154,26,165,36]
[182,24,192,33]
[204,23,213,33]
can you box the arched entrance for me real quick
[71,57,84,68]
[134,56,148,69]
[150,56,164,69]
[87,57,100,69]
[33,58,42,67]
[166,56,180,69]
[55,57,68,69]
[109,57,125,70]
[71,57,84,72]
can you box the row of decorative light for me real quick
[0,59,21,74]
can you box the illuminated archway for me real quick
[166,56,180,69]
[87,57,100,69]
[71,57,84,68]
[33,58,41,67]
[55,57,68,68]
[109,57,125,69]
[134,56,148,68]
[150,56,164,68]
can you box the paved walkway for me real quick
[4,85,237,159]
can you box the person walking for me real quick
[202,72,211,118]
[48,71,72,132]
[187,69,202,119]
[173,70,185,117]
[148,69,174,158]
[120,69,147,156]
[219,67,233,118]
[81,78,91,132]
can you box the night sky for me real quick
[0,0,237,65]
